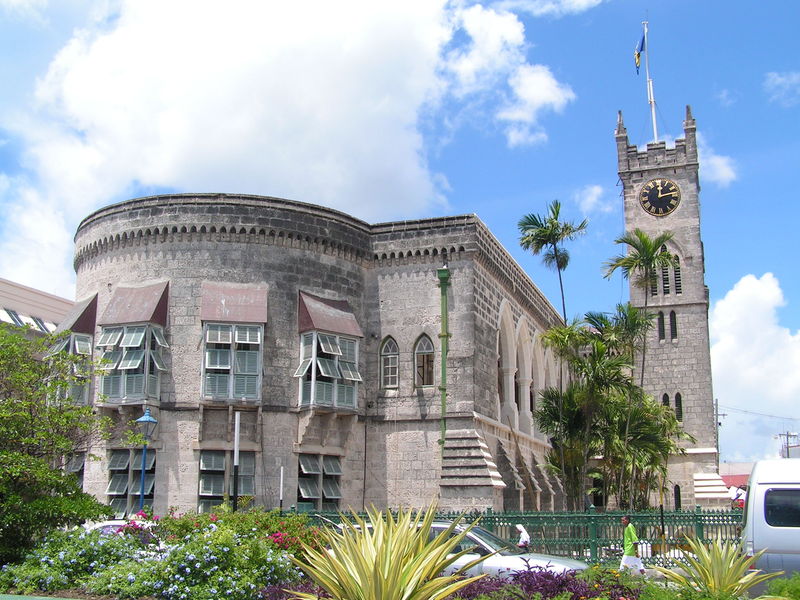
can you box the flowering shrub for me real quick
[0,528,147,593]
[144,524,300,600]
[154,506,323,558]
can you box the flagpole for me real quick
[643,20,658,142]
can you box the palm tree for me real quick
[585,303,653,506]
[539,322,631,509]
[603,229,677,387]
[518,200,588,324]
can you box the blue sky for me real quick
[1,0,799,464]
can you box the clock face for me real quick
[639,178,681,216]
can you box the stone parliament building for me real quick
[49,108,724,516]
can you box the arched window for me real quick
[662,393,670,407]
[658,312,666,341]
[661,245,670,294]
[414,335,434,387]
[650,272,658,296]
[673,484,682,510]
[675,392,683,421]
[380,337,399,389]
[674,257,682,294]
[670,311,678,340]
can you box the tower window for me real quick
[414,335,435,387]
[675,393,683,422]
[658,312,665,341]
[294,332,361,409]
[662,393,670,407]
[297,453,341,512]
[670,311,678,340]
[380,337,399,389]
[202,324,263,400]
[97,324,168,401]
[661,245,670,294]
[674,258,683,294]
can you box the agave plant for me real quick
[652,535,783,596]
[289,503,490,600]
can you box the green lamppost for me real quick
[437,264,451,453]
[135,407,158,511]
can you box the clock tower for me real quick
[615,106,719,508]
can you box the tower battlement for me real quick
[615,105,698,174]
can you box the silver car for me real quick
[429,521,588,578]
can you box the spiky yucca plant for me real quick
[652,535,783,596]
[289,503,490,600]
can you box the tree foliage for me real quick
[536,309,690,510]
[0,326,112,563]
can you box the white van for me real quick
[741,458,800,575]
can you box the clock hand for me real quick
[658,190,677,198]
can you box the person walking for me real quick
[620,515,646,574]
[515,523,530,549]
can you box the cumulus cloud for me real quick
[0,0,586,296]
[697,132,737,188]
[572,184,610,215]
[764,71,800,107]
[445,4,526,96]
[497,64,576,147]
[711,273,800,461]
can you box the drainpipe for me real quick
[437,264,451,454]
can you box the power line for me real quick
[719,404,800,421]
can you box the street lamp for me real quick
[135,407,158,511]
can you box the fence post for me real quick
[588,505,598,562]
[694,505,704,540]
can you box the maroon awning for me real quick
[98,281,169,327]
[55,293,98,335]
[298,291,362,337]
[200,282,268,323]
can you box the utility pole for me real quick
[774,431,798,458]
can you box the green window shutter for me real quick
[205,373,230,397]
[234,350,259,375]
[206,348,231,369]
[233,374,258,398]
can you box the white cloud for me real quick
[496,0,604,17]
[764,71,800,107]
[572,184,610,215]
[0,0,583,297]
[445,4,526,96]
[497,64,576,147]
[715,89,735,107]
[697,132,737,188]
[0,0,46,19]
[710,273,800,462]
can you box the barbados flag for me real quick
[634,34,645,74]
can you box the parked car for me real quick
[741,458,800,577]
[428,521,588,578]
[328,518,587,579]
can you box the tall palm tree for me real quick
[603,229,677,387]
[586,303,653,505]
[518,200,588,324]
[520,203,587,487]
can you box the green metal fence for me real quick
[306,506,743,567]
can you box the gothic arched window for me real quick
[661,245,670,294]
[675,392,683,421]
[662,393,670,407]
[674,257,683,294]
[670,311,678,340]
[414,335,434,387]
[658,312,666,341]
[380,337,399,389]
